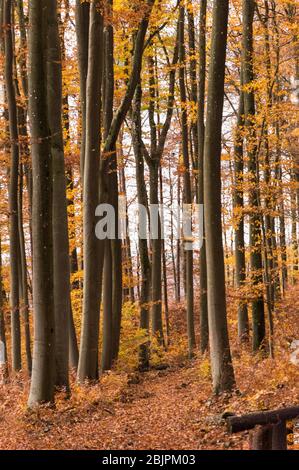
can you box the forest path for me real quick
[0,362,242,450]
[1,284,299,450]
[90,365,213,450]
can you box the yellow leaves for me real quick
[242,78,267,95]
[117,301,149,371]
[198,357,211,380]
[290,127,299,139]
[178,99,198,125]
[221,152,231,162]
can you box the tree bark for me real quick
[0,234,8,383]
[198,0,208,354]
[46,0,71,390]
[4,0,22,372]
[203,0,235,394]
[77,0,104,382]
[75,0,90,180]
[132,83,151,370]
[242,0,265,352]
[179,5,196,357]
[18,163,32,373]
[27,0,55,407]
[233,90,249,341]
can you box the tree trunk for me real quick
[242,0,265,352]
[159,167,170,344]
[233,90,249,341]
[101,240,113,371]
[179,5,196,357]
[187,3,198,176]
[60,4,80,371]
[18,164,32,373]
[0,235,8,383]
[28,0,55,407]
[46,0,71,390]
[75,0,90,180]
[149,161,164,343]
[4,0,22,372]
[132,83,151,370]
[203,0,235,394]
[77,0,104,382]
[198,0,208,354]
[101,3,118,371]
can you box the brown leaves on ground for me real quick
[0,285,299,450]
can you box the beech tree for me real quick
[203,0,235,394]
[27,0,55,406]
[242,0,265,352]
[198,0,208,355]
[77,0,103,382]
[233,89,249,341]
[4,0,21,372]
[178,4,195,357]
[47,0,71,389]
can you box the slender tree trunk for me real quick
[179,5,195,357]
[14,41,32,373]
[0,235,8,383]
[28,0,55,407]
[0,1,9,383]
[60,4,80,371]
[187,3,198,175]
[272,9,288,293]
[132,83,151,370]
[169,162,177,304]
[149,161,164,343]
[4,0,22,372]
[198,0,208,354]
[18,164,32,373]
[275,145,288,293]
[242,0,265,352]
[291,169,298,274]
[75,0,90,180]
[77,1,104,382]
[159,167,170,344]
[176,174,181,303]
[203,0,235,394]
[233,90,249,341]
[101,240,113,371]
[262,2,279,303]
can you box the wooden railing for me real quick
[227,406,299,450]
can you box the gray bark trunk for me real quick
[132,83,151,370]
[179,5,196,357]
[77,1,104,382]
[28,0,55,407]
[198,0,208,354]
[75,0,90,180]
[4,0,22,372]
[46,0,71,390]
[242,0,265,352]
[0,235,8,382]
[233,90,249,341]
[203,0,235,394]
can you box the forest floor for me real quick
[1,285,299,450]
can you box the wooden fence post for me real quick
[272,421,287,450]
[251,425,273,450]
